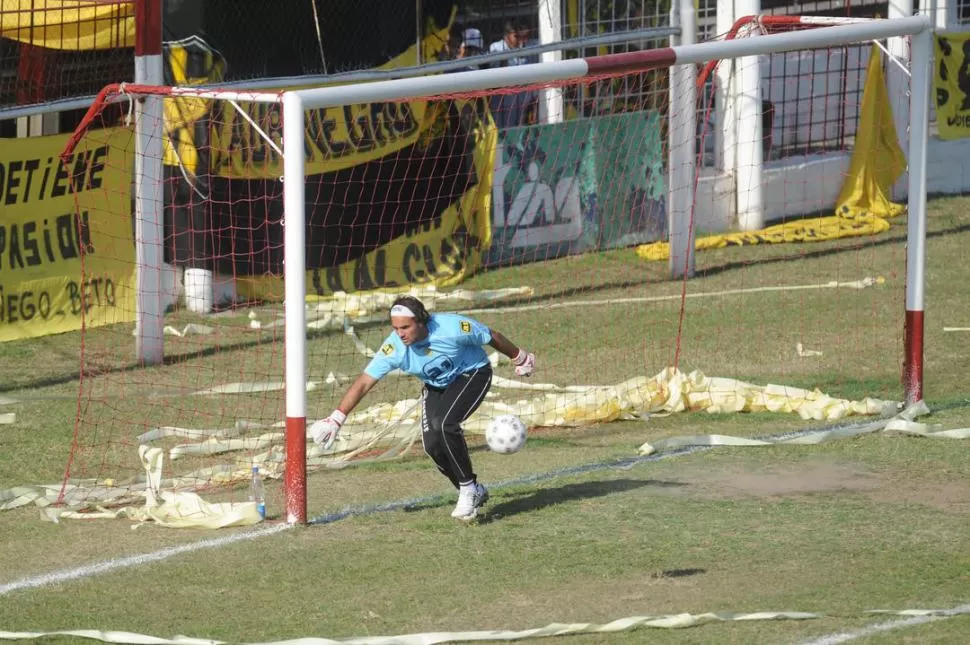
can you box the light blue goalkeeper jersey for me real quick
[364,313,492,388]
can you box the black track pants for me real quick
[421,367,492,488]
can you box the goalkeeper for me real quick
[310,295,536,521]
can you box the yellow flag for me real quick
[634,213,892,262]
[636,44,905,263]
[833,44,907,220]
[163,40,227,175]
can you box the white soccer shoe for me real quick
[451,483,489,521]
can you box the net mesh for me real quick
[53,19,912,517]
[0,1,134,108]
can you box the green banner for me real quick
[592,111,667,248]
[485,110,665,266]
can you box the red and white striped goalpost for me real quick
[133,0,166,366]
[690,13,930,408]
[63,10,930,523]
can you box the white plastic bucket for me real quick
[184,268,213,314]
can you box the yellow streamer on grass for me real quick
[41,447,263,528]
[5,365,970,527]
[636,400,965,456]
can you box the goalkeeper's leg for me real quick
[421,389,461,488]
[421,367,492,488]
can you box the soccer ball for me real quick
[485,414,527,454]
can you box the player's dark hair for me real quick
[391,295,431,324]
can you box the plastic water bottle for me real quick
[249,465,266,520]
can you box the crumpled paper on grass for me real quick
[5,367,967,525]
[40,446,262,528]
[255,285,534,331]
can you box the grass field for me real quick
[1,197,970,644]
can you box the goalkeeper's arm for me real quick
[334,373,379,417]
[488,328,536,376]
[487,329,521,360]
[310,373,379,447]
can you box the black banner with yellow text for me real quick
[934,31,970,140]
[167,99,496,300]
[162,11,496,295]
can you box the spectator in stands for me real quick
[515,20,540,64]
[488,21,530,128]
[456,27,484,70]
[442,25,485,72]
[488,21,525,67]
[460,28,484,59]
[439,24,461,62]
[514,19,540,123]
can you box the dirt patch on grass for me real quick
[688,459,884,500]
[867,480,970,513]
[682,458,970,512]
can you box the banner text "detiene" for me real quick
[0,146,108,206]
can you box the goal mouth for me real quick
[38,14,931,524]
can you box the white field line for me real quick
[0,412,877,598]
[0,361,917,603]
[462,278,881,315]
[1,426,720,597]
[794,604,970,645]
[0,522,290,597]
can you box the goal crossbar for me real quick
[285,16,930,111]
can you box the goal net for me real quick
[50,15,931,523]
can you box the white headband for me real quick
[390,304,416,318]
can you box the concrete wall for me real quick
[696,135,970,233]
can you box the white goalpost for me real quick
[62,11,932,524]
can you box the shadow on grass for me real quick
[436,220,970,316]
[8,218,970,395]
[479,477,686,523]
[651,568,706,579]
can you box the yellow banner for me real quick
[239,123,498,300]
[206,100,432,179]
[0,130,135,342]
[0,0,134,50]
[933,31,970,140]
[166,12,456,179]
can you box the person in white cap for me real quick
[461,28,483,56]
[442,26,484,72]
[310,295,536,521]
